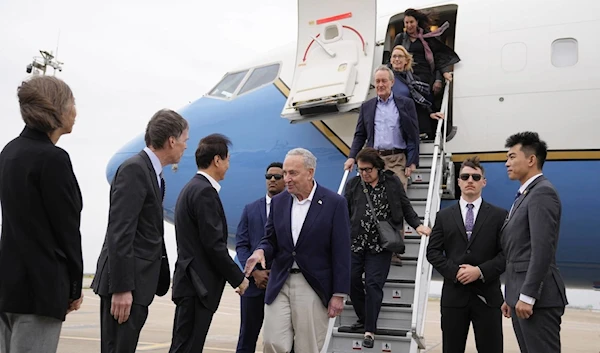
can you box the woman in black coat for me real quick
[344,147,431,348]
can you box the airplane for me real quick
[105,0,600,290]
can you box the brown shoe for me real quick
[391,253,403,266]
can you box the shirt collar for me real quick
[519,173,543,194]
[143,147,162,178]
[377,92,394,104]
[459,196,482,210]
[197,171,221,193]
[292,181,317,204]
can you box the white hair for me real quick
[285,148,317,170]
[374,64,394,81]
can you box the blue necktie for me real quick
[508,191,521,218]
[465,204,474,240]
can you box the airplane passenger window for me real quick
[552,38,578,67]
[238,64,280,95]
[208,70,248,99]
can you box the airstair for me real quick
[323,82,454,353]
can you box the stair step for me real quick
[330,329,412,352]
[338,326,410,337]
[402,238,421,259]
[406,183,429,200]
[340,304,413,329]
[409,200,427,218]
[419,141,435,155]
[419,154,433,168]
[410,169,431,183]
[387,260,417,282]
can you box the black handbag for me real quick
[361,179,405,254]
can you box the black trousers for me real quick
[350,250,393,333]
[511,306,564,353]
[169,296,214,353]
[441,293,503,353]
[100,295,149,353]
[236,293,265,353]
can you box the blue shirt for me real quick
[373,93,407,150]
[392,78,411,99]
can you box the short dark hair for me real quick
[505,132,548,169]
[195,133,231,169]
[355,147,385,170]
[460,156,485,176]
[266,162,283,172]
[17,76,74,133]
[144,109,189,149]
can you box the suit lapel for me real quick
[295,186,326,249]
[501,175,546,231]
[467,202,490,248]
[369,99,377,143]
[259,197,267,225]
[282,193,294,247]
[451,203,468,243]
[139,151,161,201]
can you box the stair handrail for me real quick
[410,80,451,349]
[320,169,350,353]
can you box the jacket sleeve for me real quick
[41,149,83,300]
[195,187,245,288]
[522,187,561,299]
[477,208,508,282]
[426,212,460,281]
[332,197,351,295]
[104,162,147,294]
[395,176,422,229]
[403,98,420,167]
[349,104,368,159]
[235,205,252,271]
[258,202,277,263]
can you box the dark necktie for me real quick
[160,173,165,201]
[465,203,474,240]
[508,191,521,218]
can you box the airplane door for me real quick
[281,0,377,122]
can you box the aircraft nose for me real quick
[105,132,146,184]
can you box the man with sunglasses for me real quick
[235,162,285,353]
[427,157,508,353]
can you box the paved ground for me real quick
[58,281,600,352]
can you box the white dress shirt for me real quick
[143,147,162,187]
[459,197,485,282]
[291,182,317,247]
[197,171,221,193]
[515,173,543,306]
[266,194,272,218]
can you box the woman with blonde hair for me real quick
[0,76,83,353]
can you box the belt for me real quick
[289,268,301,274]
[377,148,405,156]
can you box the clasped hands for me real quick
[456,264,481,285]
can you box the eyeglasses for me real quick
[391,55,405,59]
[459,173,483,181]
[358,167,374,173]
[265,173,283,180]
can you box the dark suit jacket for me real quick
[171,174,245,313]
[91,150,170,307]
[427,200,507,308]
[236,196,271,298]
[0,127,83,321]
[348,95,420,167]
[501,176,568,308]
[345,170,422,242]
[258,183,351,308]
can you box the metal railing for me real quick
[410,80,451,350]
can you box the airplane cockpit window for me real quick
[208,70,248,99]
[238,63,280,95]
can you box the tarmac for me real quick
[56,278,600,353]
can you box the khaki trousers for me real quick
[263,273,329,353]
[381,153,408,191]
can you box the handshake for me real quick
[235,277,250,296]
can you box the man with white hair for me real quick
[244,148,351,353]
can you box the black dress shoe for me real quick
[350,322,364,331]
[363,335,374,348]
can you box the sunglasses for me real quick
[459,173,482,181]
[265,173,283,180]
[358,167,374,173]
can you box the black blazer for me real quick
[0,127,83,321]
[91,151,170,307]
[171,174,245,313]
[348,95,420,167]
[344,170,422,242]
[426,200,507,308]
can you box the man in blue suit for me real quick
[235,162,285,353]
[244,148,351,353]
